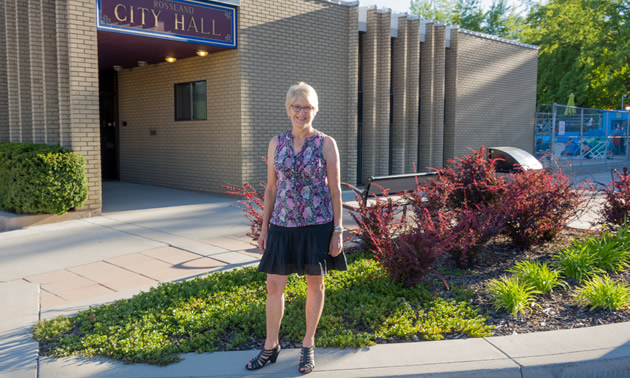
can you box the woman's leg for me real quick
[303,275,325,348]
[265,274,289,349]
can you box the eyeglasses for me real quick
[290,105,315,113]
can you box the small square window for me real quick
[174,81,207,121]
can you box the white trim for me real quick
[420,20,432,43]
[210,0,240,6]
[340,1,360,5]
[358,6,367,32]
[446,26,456,48]
[391,13,399,37]
[458,28,539,50]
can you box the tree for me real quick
[410,0,456,23]
[410,0,521,38]
[451,0,485,32]
[483,0,511,36]
[521,0,630,108]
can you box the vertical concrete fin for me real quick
[0,0,9,141]
[346,5,359,184]
[405,18,420,172]
[431,24,446,167]
[418,22,434,171]
[391,16,408,174]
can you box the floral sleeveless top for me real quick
[270,130,333,227]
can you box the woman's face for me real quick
[287,95,315,129]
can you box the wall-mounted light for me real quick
[165,56,176,63]
[196,50,208,57]
[137,61,148,67]
[112,65,123,72]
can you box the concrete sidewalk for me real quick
[1,169,629,377]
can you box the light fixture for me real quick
[137,61,148,67]
[196,50,208,57]
[112,65,123,72]
[165,56,176,63]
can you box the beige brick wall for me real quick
[66,0,101,211]
[444,30,538,161]
[360,9,391,180]
[118,51,241,192]
[238,0,356,185]
[418,23,446,171]
[344,6,359,185]
[418,22,435,171]
[391,17,408,175]
[405,18,420,171]
[0,1,7,141]
[391,16,421,174]
[0,0,101,213]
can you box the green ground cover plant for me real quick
[33,253,493,366]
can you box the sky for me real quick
[358,0,531,14]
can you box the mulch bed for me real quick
[435,228,630,338]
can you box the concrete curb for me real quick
[35,323,630,377]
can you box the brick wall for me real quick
[0,1,8,141]
[444,30,538,161]
[360,8,391,180]
[391,16,408,175]
[238,0,356,185]
[391,16,421,174]
[405,19,420,171]
[0,0,101,213]
[66,0,101,211]
[117,51,242,192]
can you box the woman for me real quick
[246,82,347,374]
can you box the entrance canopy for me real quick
[97,0,238,70]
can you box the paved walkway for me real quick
[1,169,629,377]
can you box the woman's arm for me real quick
[258,137,278,252]
[323,135,343,257]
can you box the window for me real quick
[174,81,207,121]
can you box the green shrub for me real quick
[508,260,565,293]
[487,276,540,316]
[587,231,630,274]
[573,275,630,311]
[553,230,630,282]
[552,243,605,283]
[0,142,88,215]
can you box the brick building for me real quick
[0,0,538,214]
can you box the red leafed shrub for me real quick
[449,204,507,268]
[368,208,455,287]
[222,182,265,241]
[433,146,507,209]
[499,169,586,248]
[407,172,505,268]
[600,168,630,229]
[347,187,406,253]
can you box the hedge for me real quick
[0,142,88,215]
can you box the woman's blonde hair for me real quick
[285,82,319,114]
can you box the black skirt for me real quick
[258,222,348,276]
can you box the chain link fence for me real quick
[535,104,630,168]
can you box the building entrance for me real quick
[99,70,119,181]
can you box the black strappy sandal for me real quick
[299,346,315,374]
[246,344,281,370]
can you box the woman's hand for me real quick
[329,232,343,257]
[257,229,268,253]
